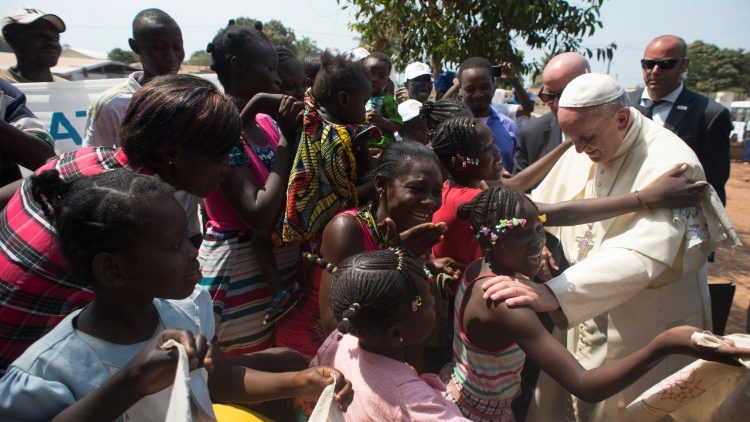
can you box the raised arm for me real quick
[220,96,301,235]
[501,139,573,192]
[538,164,706,227]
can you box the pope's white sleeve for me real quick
[546,247,668,328]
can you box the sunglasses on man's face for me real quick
[538,90,563,104]
[640,58,683,70]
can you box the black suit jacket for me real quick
[629,88,732,204]
[513,112,562,181]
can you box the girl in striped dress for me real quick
[199,20,303,355]
[440,186,750,421]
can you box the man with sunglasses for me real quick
[513,52,590,182]
[631,35,731,204]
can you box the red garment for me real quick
[0,148,139,374]
[432,181,483,266]
[276,207,380,357]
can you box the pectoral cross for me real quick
[575,229,595,263]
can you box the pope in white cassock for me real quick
[484,73,740,421]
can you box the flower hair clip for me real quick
[392,247,406,271]
[451,153,479,168]
[475,217,528,245]
[411,295,423,312]
[538,214,547,223]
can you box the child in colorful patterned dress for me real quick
[440,186,750,421]
[282,51,378,244]
[361,53,402,150]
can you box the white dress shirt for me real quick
[639,83,683,125]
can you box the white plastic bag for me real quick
[307,374,346,422]
[161,339,217,422]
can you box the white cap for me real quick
[1,6,65,32]
[559,73,624,108]
[398,99,422,122]
[405,62,431,80]
[346,47,370,62]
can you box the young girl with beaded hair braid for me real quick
[312,249,470,421]
[439,186,750,421]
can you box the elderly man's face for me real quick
[558,107,630,164]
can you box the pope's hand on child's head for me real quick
[122,329,212,397]
[481,276,560,313]
[292,366,353,411]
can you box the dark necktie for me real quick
[645,99,667,118]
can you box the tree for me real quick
[108,48,138,64]
[686,40,749,94]
[338,0,616,75]
[187,50,211,66]
[231,17,322,58]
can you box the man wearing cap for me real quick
[629,35,731,205]
[396,99,428,144]
[484,73,736,421]
[513,52,590,182]
[0,7,66,83]
[402,61,433,103]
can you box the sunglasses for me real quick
[640,58,683,70]
[538,90,563,104]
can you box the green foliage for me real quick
[107,48,138,64]
[187,50,211,66]
[232,17,321,58]
[338,0,616,75]
[686,40,750,94]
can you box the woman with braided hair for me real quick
[312,249,470,421]
[439,185,749,421]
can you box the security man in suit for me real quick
[629,35,732,204]
[513,52,590,186]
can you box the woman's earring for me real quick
[399,336,404,343]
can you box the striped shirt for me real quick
[0,147,138,375]
[442,273,526,421]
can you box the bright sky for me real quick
[10,0,749,88]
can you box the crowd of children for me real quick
[0,7,748,422]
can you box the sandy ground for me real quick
[708,161,750,334]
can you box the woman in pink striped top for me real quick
[441,186,750,421]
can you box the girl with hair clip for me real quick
[428,115,706,273]
[200,19,304,356]
[439,186,750,422]
[312,248,470,421]
[0,73,240,375]
[0,169,352,421]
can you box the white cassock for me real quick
[526,108,740,421]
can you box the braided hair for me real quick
[457,186,536,238]
[206,19,272,89]
[419,98,471,141]
[430,115,483,167]
[31,169,175,286]
[330,249,426,336]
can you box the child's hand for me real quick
[123,329,212,397]
[277,95,304,137]
[659,326,750,366]
[535,246,559,282]
[366,110,387,127]
[639,164,707,209]
[292,366,353,411]
[431,257,465,279]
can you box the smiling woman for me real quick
[276,142,447,358]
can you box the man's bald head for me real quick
[541,52,590,116]
[132,8,179,39]
[642,35,689,99]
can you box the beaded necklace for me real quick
[354,202,387,249]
